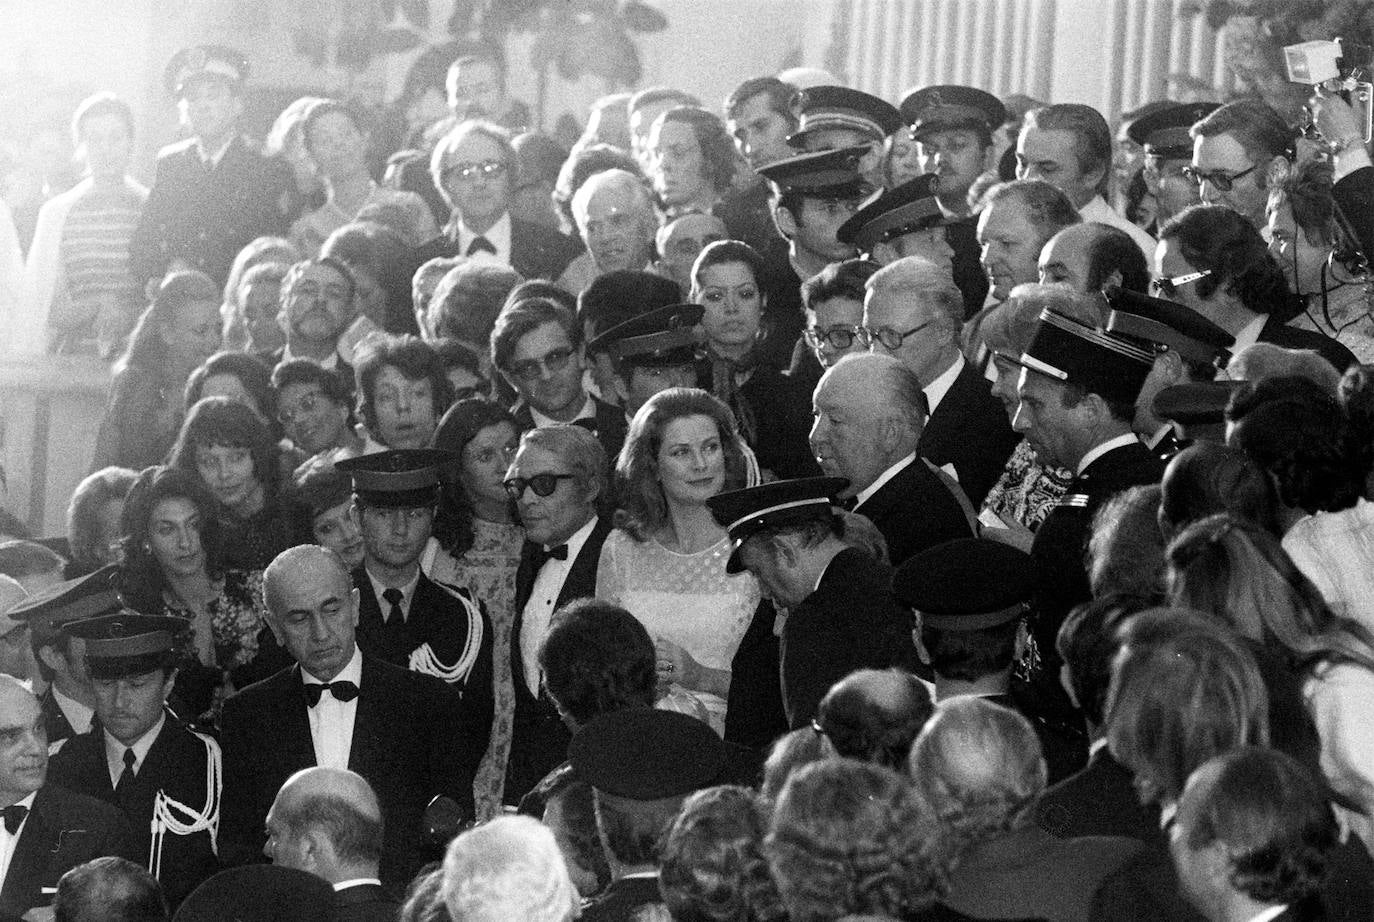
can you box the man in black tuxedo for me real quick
[863,256,1018,506]
[504,426,612,805]
[411,120,582,282]
[708,476,917,730]
[0,675,132,922]
[128,45,292,290]
[219,545,478,894]
[47,613,221,908]
[264,768,398,922]
[332,449,494,732]
[810,353,976,566]
[492,297,628,469]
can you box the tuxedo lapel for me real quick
[274,667,317,771]
[0,794,49,909]
[555,517,610,610]
[348,657,386,776]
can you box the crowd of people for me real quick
[0,28,1371,922]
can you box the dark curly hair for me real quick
[659,786,787,922]
[430,397,520,558]
[169,396,282,502]
[813,668,933,771]
[766,760,948,922]
[537,598,656,726]
[117,465,225,612]
[184,350,282,439]
[1055,592,1157,728]
[1158,442,1281,540]
[1158,204,1293,316]
[1226,375,1361,513]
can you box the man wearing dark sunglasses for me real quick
[412,120,582,283]
[1188,99,1294,231]
[504,426,613,805]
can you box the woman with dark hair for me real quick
[648,107,738,217]
[659,785,787,922]
[691,240,818,480]
[184,351,282,440]
[321,220,419,341]
[65,466,139,577]
[117,465,285,722]
[169,396,295,572]
[1156,441,1281,541]
[428,397,523,815]
[290,100,436,258]
[92,270,223,471]
[596,388,758,734]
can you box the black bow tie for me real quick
[536,544,569,567]
[466,235,496,256]
[2,804,28,834]
[304,680,360,706]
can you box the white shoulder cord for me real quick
[148,731,222,880]
[408,583,484,687]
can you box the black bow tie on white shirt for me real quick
[304,680,360,706]
[2,804,27,834]
[536,544,569,567]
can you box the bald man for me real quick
[0,676,131,920]
[1036,223,1149,295]
[266,767,397,922]
[221,546,483,895]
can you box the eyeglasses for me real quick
[503,473,576,500]
[1152,269,1213,299]
[508,346,574,383]
[857,318,938,351]
[1181,163,1257,192]
[443,160,507,184]
[803,324,863,351]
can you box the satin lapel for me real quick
[555,518,610,610]
[348,657,384,775]
[276,666,317,769]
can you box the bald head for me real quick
[1038,222,1149,294]
[267,767,383,881]
[262,545,359,682]
[0,674,46,807]
[263,545,351,619]
[813,668,933,770]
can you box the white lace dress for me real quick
[596,529,760,735]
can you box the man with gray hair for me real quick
[908,697,1143,921]
[441,815,579,922]
[264,767,397,921]
[810,353,975,565]
[864,257,1017,506]
[570,169,660,284]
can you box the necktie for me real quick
[114,748,136,801]
[304,680,361,706]
[1,804,27,834]
[536,544,569,567]
[383,587,405,623]
[466,235,496,256]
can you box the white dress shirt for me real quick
[454,211,513,267]
[0,790,37,890]
[520,516,598,695]
[365,566,421,623]
[924,354,965,416]
[1078,195,1156,264]
[855,453,917,510]
[1075,432,1141,477]
[52,687,93,736]
[303,645,363,770]
[103,714,165,788]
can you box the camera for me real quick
[1284,38,1373,144]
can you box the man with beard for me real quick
[275,258,358,391]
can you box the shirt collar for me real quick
[1076,432,1140,476]
[52,686,94,733]
[924,354,965,415]
[855,452,917,508]
[103,712,166,767]
[333,878,382,892]
[529,393,595,428]
[1245,905,1290,922]
[1230,311,1268,356]
[453,211,511,255]
[551,515,598,559]
[197,135,236,168]
[364,564,422,607]
[302,643,363,686]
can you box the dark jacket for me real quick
[333,882,400,922]
[511,397,628,483]
[1037,745,1160,843]
[919,359,1020,508]
[1260,315,1358,372]
[219,655,474,893]
[47,714,220,907]
[38,690,79,747]
[579,874,664,922]
[411,214,584,283]
[853,455,978,566]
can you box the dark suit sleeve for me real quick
[217,691,266,868]
[129,152,176,289]
[1334,165,1373,264]
[420,676,477,821]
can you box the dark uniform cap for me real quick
[891,538,1033,630]
[175,865,335,922]
[1018,308,1155,406]
[568,709,727,799]
[705,476,849,573]
[7,566,124,644]
[837,174,944,249]
[755,146,871,198]
[587,303,704,366]
[164,45,250,98]
[900,85,1007,139]
[579,270,684,343]
[1152,379,1244,426]
[335,449,457,508]
[787,86,904,149]
[63,613,184,662]
[1125,101,1220,159]
[1104,286,1234,367]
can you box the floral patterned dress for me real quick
[425,518,525,820]
[981,438,1073,532]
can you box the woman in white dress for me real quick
[596,387,758,734]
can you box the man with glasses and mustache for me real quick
[491,297,628,469]
[502,426,613,804]
[1188,99,1295,232]
[413,121,582,284]
[863,256,1018,507]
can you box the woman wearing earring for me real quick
[691,240,818,480]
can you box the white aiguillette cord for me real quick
[148,732,222,880]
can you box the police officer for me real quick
[787,86,904,188]
[1125,101,1220,230]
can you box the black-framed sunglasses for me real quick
[803,324,863,351]
[1152,269,1213,299]
[508,346,574,383]
[858,318,938,351]
[1181,162,1257,192]
[503,473,575,501]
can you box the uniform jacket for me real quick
[411,214,584,283]
[918,360,1020,508]
[853,455,978,566]
[129,135,292,288]
[219,655,474,892]
[504,516,613,804]
[38,690,78,747]
[0,785,132,922]
[47,714,219,907]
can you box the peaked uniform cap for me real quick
[837,173,945,248]
[891,537,1032,630]
[1018,308,1155,406]
[1104,286,1234,367]
[900,84,1006,139]
[706,476,849,573]
[164,45,249,97]
[787,86,904,148]
[1126,101,1221,159]
[587,303,704,365]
